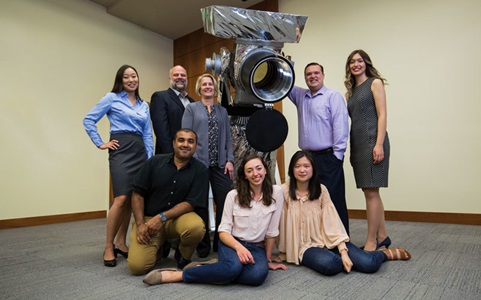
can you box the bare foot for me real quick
[115,243,129,253]
[103,245,115,261]
[363,240,377,252]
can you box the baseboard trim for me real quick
[1,210,480,229]
[0,210,106,230]
[349,209,481,225]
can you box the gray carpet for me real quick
[1,218,480,299]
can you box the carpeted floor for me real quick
[1,218,480,299]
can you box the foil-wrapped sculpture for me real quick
[201,6,308,181]
[202,5,308,106]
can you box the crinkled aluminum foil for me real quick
[201,5,307,43]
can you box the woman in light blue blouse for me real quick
[83,65,153,267]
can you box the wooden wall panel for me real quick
[174,28,225,58]
[174,0,286,182]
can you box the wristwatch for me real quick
[159,212,168,222]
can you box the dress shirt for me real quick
[278,183,349,265]
[171,88,190,108]
[83,91,154,158]
[130,153,209,216]
[288,85,349,160]
[218,185,284,243]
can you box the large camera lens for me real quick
[239,48,294,103]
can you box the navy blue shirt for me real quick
[130,153,209,216]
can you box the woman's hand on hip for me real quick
[99,139,119,150]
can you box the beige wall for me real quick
[280,0,481,213]
[2,0,480,220]
[1,0,172,219]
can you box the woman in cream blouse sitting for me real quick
[277,150,410,275]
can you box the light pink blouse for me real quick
[278,183,349,265]
[218,185,284,243]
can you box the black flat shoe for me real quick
[161,241,171,258]
[114,247,128,259]
[104,257,117,267]
[177,256,192,270]
[103,251,117,267]
[196,249,210,258]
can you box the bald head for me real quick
[170,65,187,92]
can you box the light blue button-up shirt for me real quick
[288,85,348,160]
[83,91,154,158]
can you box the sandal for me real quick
[381,248,412,261]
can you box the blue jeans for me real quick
[301,242,386,276]
[183,239,269,286]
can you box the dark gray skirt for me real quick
[109,133,146,197]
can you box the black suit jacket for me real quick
[150,89,194,154]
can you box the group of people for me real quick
[83,65,234,271]
[288,50,392,252]
[82,49,411,287]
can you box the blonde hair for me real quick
[195,73,218,97]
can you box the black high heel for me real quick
[114,246,128,259]
[377,236,392,249]
[103,246,117,267]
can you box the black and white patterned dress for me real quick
[206,105,219,167]
[347,77,390,188]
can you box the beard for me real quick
[175,147,193,160]
[171,80,186,91]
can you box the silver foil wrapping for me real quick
[230,116,277,184]
[201,5,308,43]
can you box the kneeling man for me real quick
[128,128,209,275]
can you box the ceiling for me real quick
[89,0,264,40]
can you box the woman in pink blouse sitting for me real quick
[142,154,287,286]
[277,150,410,275]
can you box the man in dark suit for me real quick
[150,65,195,258]
[150,65,194,154]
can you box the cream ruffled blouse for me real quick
[278,182,349,264]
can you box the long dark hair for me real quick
[235,154,274,208]
[287,150,321,201]
[344,50,387,99]
[111,64,141,99]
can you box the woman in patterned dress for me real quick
[344,50,391,252]
[182,74,235,257]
